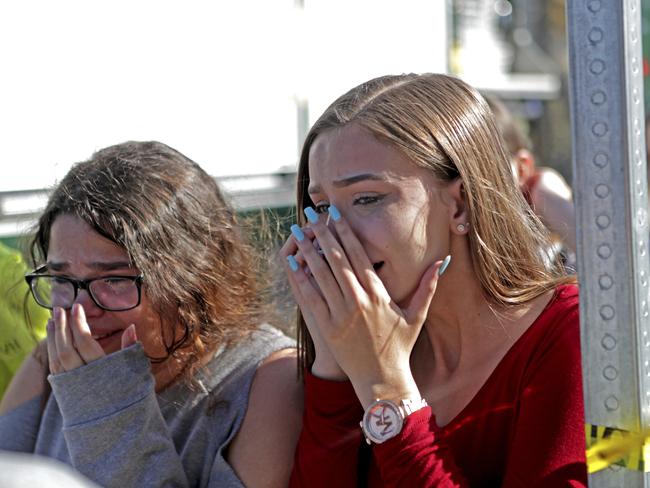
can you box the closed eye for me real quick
[101,277,133,286]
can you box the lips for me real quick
[90,328,125,348]
[92,330,122,341]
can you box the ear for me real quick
[513,149,537,187]
[447,179,470,235]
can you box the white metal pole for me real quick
[567,0,650,484]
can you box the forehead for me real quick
[47,214,130,266]
[308,124,419,185]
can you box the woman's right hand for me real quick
[46,304,138,374]
[280,229,347,381]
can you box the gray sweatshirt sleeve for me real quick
[48,343,189,488]
[0,395,42,452]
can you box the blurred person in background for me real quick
[485,94,576,270]
[646,113,650,176]
[0,141,302,488]
[0,241,48,399]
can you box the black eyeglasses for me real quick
[25,265,144,312]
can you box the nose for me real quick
[74,288,102,316]
[332,208,370,251]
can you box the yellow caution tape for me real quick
[585,424,650,473]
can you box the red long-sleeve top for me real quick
[290,285,587,487]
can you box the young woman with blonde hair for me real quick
[282,73,586,486]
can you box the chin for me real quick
[101,345,121,356]
[97,332,123,355]
[388,287,412,307]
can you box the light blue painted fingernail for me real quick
[290,224,305,241]
[328,204,341,221]
[287,255,299,272]
[439,255,451,276]
[304,206,319,223]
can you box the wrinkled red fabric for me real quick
[290,285,587,487]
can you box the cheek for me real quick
[135,316,181,361]
[127,299,169,356]
[385,206,431,249]
[352,208,430,262]
[349,212,399,251]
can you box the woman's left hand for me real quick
[287,207,445,408]
[46,304,137,374]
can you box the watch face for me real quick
[363,400,403,444]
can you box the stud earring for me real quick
[456,223,469,233]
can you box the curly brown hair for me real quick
[30,141,263,379]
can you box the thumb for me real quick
[121,324,138,349]
[404,255,451,325]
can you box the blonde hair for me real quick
[296,73,573,369]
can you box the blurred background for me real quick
[0,0,649,248]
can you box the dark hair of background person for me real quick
[483,95,531,157]
[28,141,276,381]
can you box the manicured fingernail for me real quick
[291,224,305,242]
[439,255,452,276]
[287,255,299,272]
[129,324,138,342]
[328,204,341,221]
[304,207,319,223]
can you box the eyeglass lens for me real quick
[30,276,139,310]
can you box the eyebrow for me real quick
[308,173,388,194]
[47,260,134,272]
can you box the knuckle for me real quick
[348,292,366,309]
[57,348,75,364]
[338,306,359,326]
[336,222,351,237]
[280,235,299,252]
[328,248,344,264]
[75,334,92,348]
[311,304,328,319]
[292,270,307,284]
[308,257,328,274]
[368,289,389,306]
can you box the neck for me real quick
[412,260,551,388]
[151,342,215,392]
[152,356,188,392]
[419,278,493,374]
[412,249,517,381]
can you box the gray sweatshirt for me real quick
[0,324,295,487]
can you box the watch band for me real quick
[399,397,428,417]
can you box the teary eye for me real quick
[353,195,385,206]
[314,202,330,214]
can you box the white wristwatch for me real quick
[360,397,428,444]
